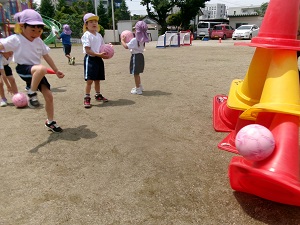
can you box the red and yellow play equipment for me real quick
[213,0,300,206]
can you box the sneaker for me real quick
[131,87,142,95]
[27,92,40,108]
[68,58,72,65]
[139,84,144,91]
[84,96,91,108]
[45,121,63,133]
[0,100,7,107]
[95,93,108,102]
[71,57,75,65]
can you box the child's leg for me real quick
[85,80,93,95]
[134,74,141,88]
[84,80,93,108]
[94,80,100,93]
[40,84,62,132]
[40,84,54,121]
[6,76,18,94]
[0,77,6,100]
[30,65,47,92]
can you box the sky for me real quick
[126,0,270,15]
[33,0,270,15]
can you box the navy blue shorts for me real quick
[0,65,13,76]
[16,64,51,91]
[130,53,144,75]
[63,44,71,55]
[84,54,105,81]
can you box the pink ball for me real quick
[12,92,28,108]
[121,30,134,43]
[100,44,114,59]
[235,124,275,161]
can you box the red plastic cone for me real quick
[213,95,241,132]
[218,117,253,153]
[229,113,300,206]
[235,0,300,50]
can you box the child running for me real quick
[81,13,109,108]
[55,24,75,65]
[121,21,149,95]
[0,9,65,132]
[0,51,19,106]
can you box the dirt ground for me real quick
[1,39,300,225]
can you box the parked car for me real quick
[232,24,260,40]
[210,24,234,40]
[196,21,221,39]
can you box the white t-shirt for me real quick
[81,31,105,55]
[0,34,50,65]
[127,38,145,54]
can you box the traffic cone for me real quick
[241,49,300,120]
[229,113,300,206]
[218,117,253,153]
[213,95,241,132]
[235,0,300,50]
[227,47,272,114]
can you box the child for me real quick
[55,24,75,65]
[0,9,65,132]
[121,21,149,95]
[0,51,19,106]
[0,54,11,106]
[81,13,109,108]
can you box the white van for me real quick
[197,21,221,39]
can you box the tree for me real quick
[141,0,175,34]
[256,2,269,17]
[175,0,208,30]
[98,2,110,29]
[115,0,131,21]
[39,0,55,18]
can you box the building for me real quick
[227,5,263,29]
[200,3,227,20]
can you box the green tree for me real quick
[39,0,55,18]
[115,0,131,20]
[175,0,208,30]
[98,2,110,29]
[256,2,269,16]
[141,0,175,34]
[166,11,181,28]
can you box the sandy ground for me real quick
[1,39,300,225]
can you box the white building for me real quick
[200,3,227,20]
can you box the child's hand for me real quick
[2,51,13,59]
[56,70,64,78]
[99,52,109,59]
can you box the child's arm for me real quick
[121,36,128,49]
[85,47,109,59]
[42,54,65,78]
[0,69,12,94]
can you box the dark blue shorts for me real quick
[84,54,105,81]
[63,44,71,55]
[16,64,51,91]
[0,65,13,76]
[130,53,144,75]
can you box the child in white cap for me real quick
[0,9,65,132]
[81,13,109,108]
[121,21,149,95]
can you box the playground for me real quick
[1,39,300,224]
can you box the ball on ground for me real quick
[121,30,134,43]
[100,44,114,59]
[235,124,275,161]
[12,92,28,108]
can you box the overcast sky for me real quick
[33,0,270,15]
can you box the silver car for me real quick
[232,24,259,40]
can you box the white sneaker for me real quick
[0,100,7,107]
[139,84,144,91]
[131,87,142,95]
